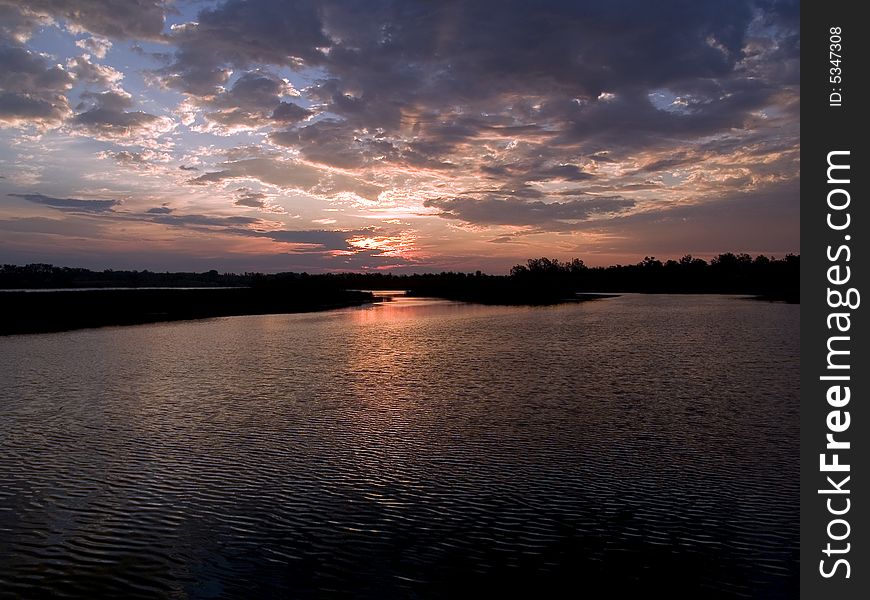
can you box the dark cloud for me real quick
[635,154,693,174]
[155,0,797,195]
[0,4,53,42]
[72,89,171,140]
[117,203,387,257]
[544,84,778,153]
[0,92,68,125]
[148,213,262,228]
[0,43,74,126]
[77,88,130,111]
[481,161,593,183]
[0,0,168,40]
[130,43,172,64]
[234,195,267,209]
[9,192,119,212]
[0,0,799,270]
[269,119,380,169]
[233,188,269,209]
[271,101,313,124]
[213,72,290,110]
[254,228,371,250]
[227,187,285,213]
[535,165,594,182]
[198,71,301,131]
[161,0,785,115]
[424,195,635,231]
[0,44,73,91]
[269,118,462,171]
[159,0,327,95]
[132,206,385,257]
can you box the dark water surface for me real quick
[0,295,799,598]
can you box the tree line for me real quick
[1,252,799,302]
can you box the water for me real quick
[0,295,799,598]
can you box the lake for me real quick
[0,294,799,598]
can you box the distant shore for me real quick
[0,287,623,336]
[0,287,376,336]
[0,285,797,336]
[0,255,799,334]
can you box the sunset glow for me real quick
[0,1,799,272]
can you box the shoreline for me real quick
[0,288,377,336]
[0,287,795,337]
[1,288,618,336]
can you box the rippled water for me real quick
[0,294,799,598]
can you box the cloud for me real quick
[0,92,68,127]
[126,204,381,255]
[480,161,594,184]
[534,165,595,182]
[98,149,172,169]
[163,0,797,175]
[71,89,174,141]
[9,192,120,212]
[234,189,268,208]
[254,228,371,250]
[147,212,262,228]
[157,0,786,126]
[232,187,286,213]
[0,44,75,91]
[0,42,74,127]
[158,0,328,95]
[269,119,377,169]
[0,0,800,270]
[147,0,798,216]
[189,157,382,202]
[195,71,302,133]
[271,101,312,124]
[0,4,54,43]
[424,195,635,231]
[66,53,124,88]
[0,0,168,40]
[74,36,111,59]
[130,207,397,260]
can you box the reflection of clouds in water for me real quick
[0,295,798,596]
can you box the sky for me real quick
[0,0,799,273]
